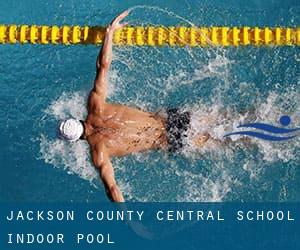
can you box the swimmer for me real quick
[58,11,210,202]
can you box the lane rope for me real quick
[0,25,299,46]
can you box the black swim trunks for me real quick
[166,108,191,153]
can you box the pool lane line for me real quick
[0,25,299,47]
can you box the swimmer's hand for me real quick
[107,10,129,33]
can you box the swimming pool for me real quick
[0,0,299,202]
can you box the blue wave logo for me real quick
[224,116,300,141]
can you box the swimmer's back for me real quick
[86,102,168,157]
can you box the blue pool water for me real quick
[0,0,299,202]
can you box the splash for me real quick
[38,6,299,202]
[39,134,97,184]
[45,92,87,120]
[39,89,300,202]
[39,92,98,185]
[184,90,300,161]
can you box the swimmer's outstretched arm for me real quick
[93,11,129,101]
[92,143,125,202]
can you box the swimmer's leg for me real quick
[192,132,211,147]
[190,107,258,148]
[189,114,217,147]
[192,133,254,148]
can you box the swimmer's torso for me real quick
[85,92,167,156]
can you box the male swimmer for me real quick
[58,11,210,202]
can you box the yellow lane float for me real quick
[0,25,299,46]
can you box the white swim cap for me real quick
[58,118,84,142]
